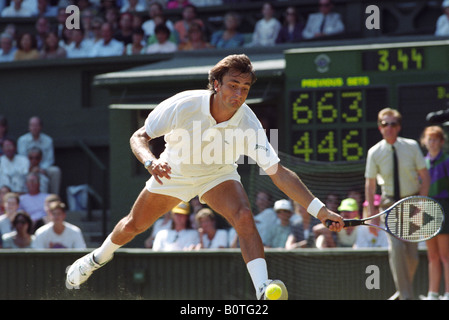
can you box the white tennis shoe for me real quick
[257,279,288,300]
[66,252,111,287]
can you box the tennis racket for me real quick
[326,196,445,242]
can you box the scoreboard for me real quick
[284,40,449,162]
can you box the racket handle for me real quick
[325,220,344,228]
[325,219,361,228]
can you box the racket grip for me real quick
[325,219,360,228]
[325,220,346,228]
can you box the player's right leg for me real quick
[201,180,287,300]
[66,188,181,287]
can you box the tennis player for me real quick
[66,54,343,299]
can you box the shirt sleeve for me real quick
[243,115,280,172]
[365,147,377,179]
[144,96,178,139]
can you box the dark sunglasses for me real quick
[379,121,399,128]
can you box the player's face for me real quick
[215,71,252,110]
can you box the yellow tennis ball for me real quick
[265,283,282,300]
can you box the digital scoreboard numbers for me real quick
[290,87,387,162]
[286,40,449,162]
[362,47,424,72]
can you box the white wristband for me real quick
[307,198,325,218]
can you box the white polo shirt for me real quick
[145,90,279,177]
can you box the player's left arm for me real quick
[266,164,344,231]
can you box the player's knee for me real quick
[232,207,256,233]
[121,216,146,235]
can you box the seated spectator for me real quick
[98,0,119,16]
[353,194,388,248]
[285,202,320,249]
[21,0,38,15]
[302,0,345,40]
[40,30,67,60]
[174,4,204,45]
[2,211,35,248]
[324,192,340,213]
[0,185,12,215]
[152,202,200,251]
[34,0,57,17]
[210,11,245,49]
[0,192,20,237]
[194,208,228,249]
[276,6,304,44]
[144,211,172,248]
[253,190,276,246]
[89,22,125,57]
[347,187,363,218]
[121,0,146,13]
[0,138,29,193]
[32,200,86,249]
[246,2,281,47]
[1,0,33,17]
[81,8,96,42]
[178,22,212,51]
[114,12,134,46]
[14,32,40,61]
[66,27,92,58]
[314,198,358,248]
[27,147,49,193]
[145,23,177,54]
[264,199,294,248]
[32,193,61,232]
[167,0,192,10]
[104,6,120,31]
[84,16,105,48]
[0,32,17,62]
[34,16,51,51]
[147,14,179,45]
[435,0,449,36]
[141,2,175,40]
[19,172,49,230]
[40,193,61,228]
[124,27,146,54]
[17,116,62,195]
[55,7,68,39]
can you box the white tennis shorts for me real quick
[145,169,241,204]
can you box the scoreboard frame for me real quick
[284,39,449,162]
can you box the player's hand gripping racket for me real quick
[326,196,445,242]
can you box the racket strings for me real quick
[386,198,444,241]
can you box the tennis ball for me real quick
[265,283,282,300]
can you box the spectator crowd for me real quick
[0,0,350,62]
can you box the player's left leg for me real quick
[201,180,287,300]
[66,189,181,288]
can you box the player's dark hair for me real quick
[208,54,257,92]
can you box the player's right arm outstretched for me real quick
[267,163,344,232]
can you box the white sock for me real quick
[93,234,121,264]
[246,258,268,291]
